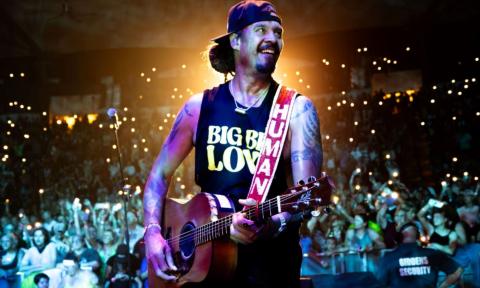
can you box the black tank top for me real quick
[429,230,450,246]
[195,80,288,210]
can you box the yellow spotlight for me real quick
[87,114,98,124]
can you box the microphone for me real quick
[107,107,121,130]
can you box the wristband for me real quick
[144,223,162,236]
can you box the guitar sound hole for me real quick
[179,222,196,260]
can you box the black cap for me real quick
[213,1,282,44]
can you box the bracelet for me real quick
[277,213,287,233]
[144,223,162,236]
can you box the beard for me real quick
[255,54,278,74]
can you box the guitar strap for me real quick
[243,85,298,210]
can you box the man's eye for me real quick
[256,27,265,33]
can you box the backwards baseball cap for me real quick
[213,0,282,44]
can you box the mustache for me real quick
[257,42,279,54]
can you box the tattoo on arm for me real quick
[291,100,323,171]
[164,103,193,146]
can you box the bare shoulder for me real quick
[291,95,318,123]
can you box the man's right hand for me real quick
[144,228,178,281]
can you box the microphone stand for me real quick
[110,113,132,286]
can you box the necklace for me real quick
[229,81,269,115]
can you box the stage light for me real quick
[457,92,462,96]
[152,67,157,72]
[327,106,332,111]
[430,99,435,104]
[133,144,138,149]
[140,72,145,77]
[9,73,14,78]
[106,158,110,163]
[357,48,362,53]
[354,121,358,126]
[378,101,383,106]
[355,185,361,191]
[452,157,458,162]
[341,64,346,68]
[446,173,451,178]
[393,60,397,64]
[146,77,151,83]
[451,79,456,83]
[3,146,7,150]
[325,135,330,140]
[22,158,26,162]
[39,189,44,194]
[342,100,346,104]
[452,176,458,182]
[336,102,341,107]
[363,47,368,52]
[464,172,469,177]
[19,104,24,109]
[377,67,382,71]
[388,180,393,185]
[420,121,425,126]
[350,103,355,107]
[371,129,375,134]
[349,137,354,142]
[464,85,469,89]
[392,171,399,178]
[475,177,479,181]
[386,154,391,159]
[112,144,117,150]
[20,72,25,77]
[158,126,163,130]
[472,78,476,82]
[181,185,186,190]
[24,134,30,139]
[447,90,452,94]
[452,116,456,121]
[306,85,311,89]
[144,148,149,152]
[131,128,135,133]
[141,138,146,143]
[475,57,479,62]
[363,101,368,105]
[372,61,377,65]
[432,85,437,90]
[405,47,411,51]
[98,124,103,128]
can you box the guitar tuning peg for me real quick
[297,180,305,186]
[308,176,316,182]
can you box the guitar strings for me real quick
[168,189,318,246]
[167,186,325,247]
[166,192,300,246]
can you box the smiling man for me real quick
[143,1,323,287]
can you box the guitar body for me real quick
[148,193,238,287]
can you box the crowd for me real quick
[0,67,479,287]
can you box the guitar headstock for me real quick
[282,173,335,215]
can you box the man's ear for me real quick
[230,33,241,51]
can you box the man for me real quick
[144,1,323,287]
[377,222,463,288]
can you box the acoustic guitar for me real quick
[148,175,334,287]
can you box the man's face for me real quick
[394,210,406,226]
[33,230,45,247]
[1,235,12,251]
[236,20,283,74]
[37,277,49,288]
